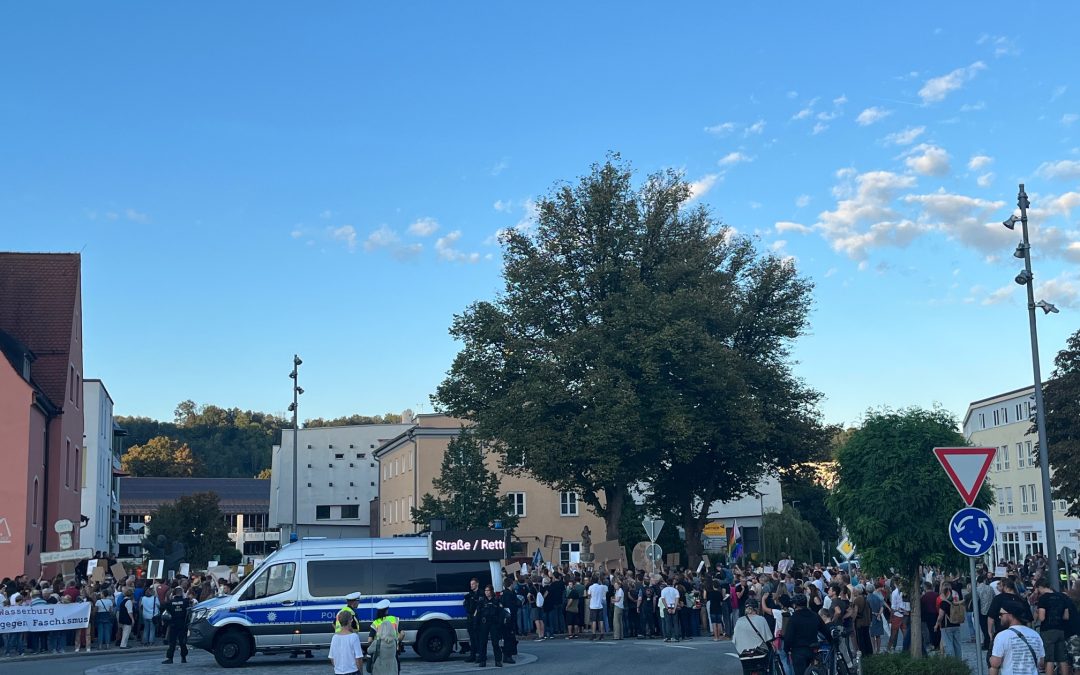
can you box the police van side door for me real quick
[234,561,299,648]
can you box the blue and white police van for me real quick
[187,531,506,668]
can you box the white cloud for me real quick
[705,122,736,135]
[833,95,848,106]
[795,194,811,208]
[1036,272,1080,309]
[817,111,840,121]
[407,217,440,237]
[977,173,995,188]
[745,119,766,135]
[362,225,396,251]
[1063,113,1079,126]
[435,230,481,263]
[787,91,799,99]
[319,209,334,219]
[977,34,1021,57]
[290,229,304,239]
[905,144,951,176]
[1051,85,1067,102]
[770,239,787,252]
[968,155,993,171]
[688,174,721,201]
[332,225,360,251]
[903,190,1010,254]
[960,101,986,112]
[815,170,920,259]
[1037,160,1080,181]
[856,107,892,126]
[490,159,510,176]
[983,285,1015,306]
[884,126,926,146]
[776,221,812,235]
[493,199,513,212]
[792,108,813,121]
[812,122,829,135]
[918,62,987,103]
[124,208,150,224]
[718,152,752,166]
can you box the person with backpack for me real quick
[367,599,402,675]
[935,580,965,658]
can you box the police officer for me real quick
[500,577,519,665]
[464,578,482,663]
[367,599,403,675]
[336,592,362,634]
[475,584,504,668]
[161,586,191,664]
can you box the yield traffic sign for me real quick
[642,518,665,542]
[933,447,995,506]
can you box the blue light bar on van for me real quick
[429,530,509,562]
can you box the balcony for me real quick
[118,534,143,545]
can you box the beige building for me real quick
[374,413,606,565]
[963,385,1080,562]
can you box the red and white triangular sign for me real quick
[933,447,996,506]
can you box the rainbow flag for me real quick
[727,519,742,560]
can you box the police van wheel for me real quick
[214,629,252,668]
[415,624,454,662]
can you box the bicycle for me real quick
[806,626,859,675]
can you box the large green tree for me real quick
[780,468,840,546]
[1043,328,1080,517]
[827,407,992,658]
[435,156,827,542]
[410,429,520,532]
[304,412,404,427]
[762,505,821,566]
[121,436,203,477]
[146,492,234,569]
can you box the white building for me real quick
[963,385,1080,563]
[270,422,414,542]
[82,379,124,555]
[705,474,784,556]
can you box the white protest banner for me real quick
[0,601,90,634]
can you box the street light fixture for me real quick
[1001,184,1060,591]
[290,354,304,543]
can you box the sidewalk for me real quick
[1,643,166,662]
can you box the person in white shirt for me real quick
[141,584,160,645]
[659,581,682,642]
[990,598,1044,675]
[612,580,625,640]
[329,610,364,675]
[587,577,608,641]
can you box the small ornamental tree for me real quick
[827,407,991,658]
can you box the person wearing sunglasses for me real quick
[989,598,1044,675]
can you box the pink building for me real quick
[0,253,85,577]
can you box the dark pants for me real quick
[502,618,517,657]
[467,618,479,659]
[166,623,188,661]
[476,619,502,665]
[856,626,873,657]
[791,647,813,675]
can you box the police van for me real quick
[188,533,506,668]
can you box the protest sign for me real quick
[0,601,90,634]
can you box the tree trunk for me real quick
[603,487,626,543]
[909,566,923,658]
[684,513,704,569]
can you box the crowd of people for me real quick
[0,560,230,663]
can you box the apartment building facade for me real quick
[82,380,125,555]
[375,414,606,566]
[964,385,1080,563]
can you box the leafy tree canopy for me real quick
[762,505,821,566]
[121,436,202,477]
[146,492,234,568]
[827,406,991,657]
[304,412,403,427]
[411,429,520,532]
[1043,328,1080,517]
[435,155,829,542]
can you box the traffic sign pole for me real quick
[970,557,985,675]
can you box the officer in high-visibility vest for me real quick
[367,599,403,675]
[335,591,362,634]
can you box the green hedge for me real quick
[862,653,971,675]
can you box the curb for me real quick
[3,645,166,662]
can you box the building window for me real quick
[560,491,579,517]
[1023,531,1043,555]
[65,439,71,488]
[997,488,1005,515]
[316,505,331,520]
[979,413,986,429]
[1029,484,1037,512]
[74,447,80,491]
[1005,487,1014,514]
[1001,532,1020,562]
[560,542,581,565]
[1025,441,1034,468]
[335,453,344,460]
[70,365,75,401]
[1003,445,1010,470]
[32,479,38,525]
[995,446,1004,472]
[507,492,526,517]
[341,505,359,519]
[1015,403,1023,421]
[1020,485,1029,513]
[408,495,414,518]
[1017,442,1027,469]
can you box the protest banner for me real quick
[0,601,90,634]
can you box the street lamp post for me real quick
[1004,184,1060,591]
[288,355,304,543]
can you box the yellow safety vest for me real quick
[334,606,358,634]
[371,615,398,630]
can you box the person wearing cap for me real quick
[990,596,1044,675]
[367,599,402,675]
[335,592,362,634]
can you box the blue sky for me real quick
[3,3,1079,428]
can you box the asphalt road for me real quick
[2,636,744,675]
